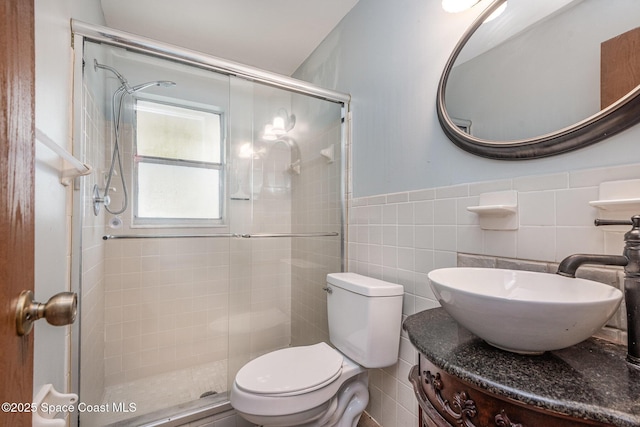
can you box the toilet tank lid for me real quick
[327,273,404,297]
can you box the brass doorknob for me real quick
[16,290,77,336]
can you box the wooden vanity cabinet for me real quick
[409,354,611,427]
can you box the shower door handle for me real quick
[15,290,78,336]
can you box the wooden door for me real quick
[0,1,35,426]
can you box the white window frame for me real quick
[132,97,226,228]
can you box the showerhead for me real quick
[129,80,177,93]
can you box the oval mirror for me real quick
[437,0,640,159]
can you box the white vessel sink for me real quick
[428,267,623,354]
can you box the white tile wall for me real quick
[347,162,640,427]
[290,115,343,347]
[102,237,233,386]
[79,83,108,426]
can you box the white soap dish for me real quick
[467,190,518,230]
[467,205,517,216]
[589,198,640,211]
[590,179,640,212]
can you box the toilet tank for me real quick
[326,273,404,368]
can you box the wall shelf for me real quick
[467,190,518,230]
[589,198,640,211]
[590,179,640,212]
[467,205,517,216]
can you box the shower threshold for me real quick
[105,392,231,427]
[94,359,229,426]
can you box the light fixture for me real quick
[262,109,296,141]
[442,0,480,13]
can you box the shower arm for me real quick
[94,59,132,93]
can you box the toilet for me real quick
[230,272,404,427]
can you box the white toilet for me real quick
[230,272,404,427]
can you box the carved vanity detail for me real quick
[404,309,640,427]
[410,359,607,427]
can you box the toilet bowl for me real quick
[230,273,404,427]
[231,343,368,426]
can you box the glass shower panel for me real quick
[78,41,233,426]
[226,77,345,387]
[226,78,297,387]
[289,92,344,347]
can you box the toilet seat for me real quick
[235,342,343,396]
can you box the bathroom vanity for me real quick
[404,308,640,427]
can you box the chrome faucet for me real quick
[556,215,640,368]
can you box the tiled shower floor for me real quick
[96,359,228,425]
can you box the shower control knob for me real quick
[15,290,78,336]
[92,184,111,215]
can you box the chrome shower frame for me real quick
[70,19,351,427]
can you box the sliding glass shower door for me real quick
[74,35,345,426]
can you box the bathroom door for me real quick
[0,0,35,426]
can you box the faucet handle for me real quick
[595,215,640,227]
[594,218,634,226]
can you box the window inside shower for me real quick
[74,38,345,426]
[134,99,224,226]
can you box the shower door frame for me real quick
[70,20,350,426]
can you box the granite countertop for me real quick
[403,308,640,427]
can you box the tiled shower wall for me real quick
[102,237,232,386]
[79,82,107,409]
[346,162,640,427]
[290,117,343,347]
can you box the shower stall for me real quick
[71,22,349,426]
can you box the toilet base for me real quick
[234,372,369,427]
[236,399,332,426]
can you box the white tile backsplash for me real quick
[433,199,457,225]
[519,191,556,226]
[517,226,556,261]
[433,226,457,251]
[484,230,518,258]
[407,188,434,202]
[556,187,599,226]
[349,162,640,427]
[513,172,568,191]
[397,225,415,248]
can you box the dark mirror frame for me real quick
[437,0,640,160]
